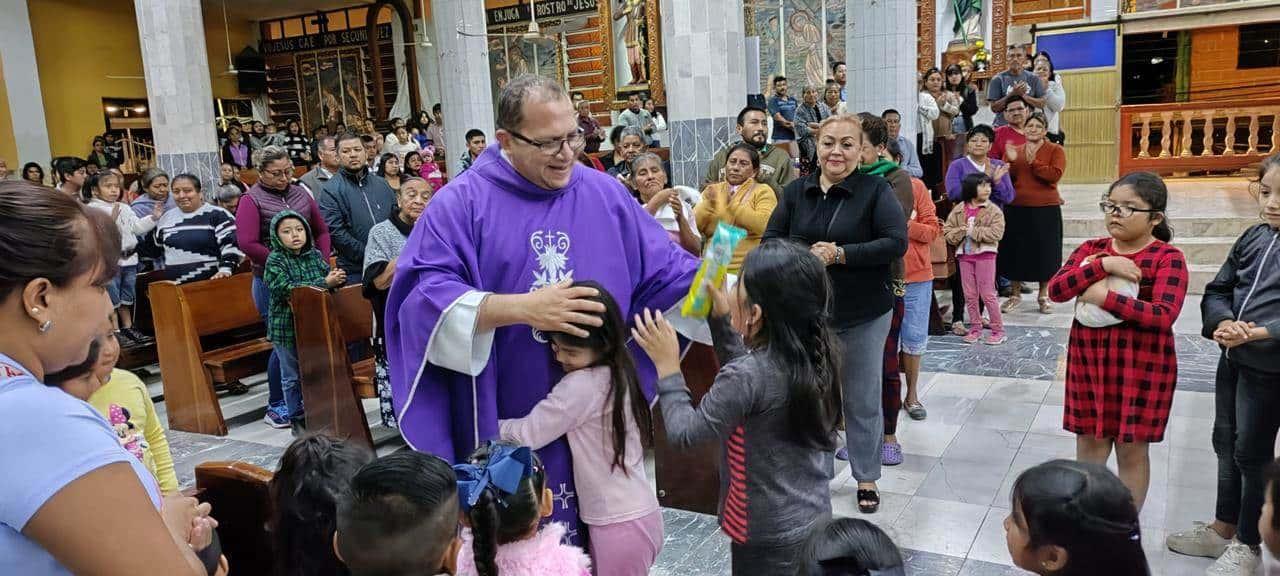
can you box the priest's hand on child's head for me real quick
[525,279,605,338]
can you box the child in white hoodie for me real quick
[85,171,162,342]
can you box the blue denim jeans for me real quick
[275,342,304,421]
[251,275,284,409]
[900,281,932,355]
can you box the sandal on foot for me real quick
[882,442,903,466]
[1001,296,1022,313]
[1038,298,1052,314]
[905,401,928,421]
[857,489,880,514]
[951,321,968,336]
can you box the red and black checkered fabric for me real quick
[1048,238,1189,442]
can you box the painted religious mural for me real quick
[754,0,847,94]
[296,49,369,129]
[487,31,564,107]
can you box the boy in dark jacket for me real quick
[263,210,346,432]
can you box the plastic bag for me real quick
[1073,262,1139,328]
[682,221,747,318]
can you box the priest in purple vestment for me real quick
[385,75,701,541]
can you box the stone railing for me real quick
[1118,99,1280,176]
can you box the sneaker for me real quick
[984,334,1008,346]
[882,442,903,466]
[263,405,290,429]
[962,332,982,345]
[1205,540,1260,576]
[123,327,154,344]
[1167,522,1229,559]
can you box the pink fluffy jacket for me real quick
[454,522,592,576]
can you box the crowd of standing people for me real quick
[4,39,1280,576]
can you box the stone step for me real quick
[1062,216,1256,239]
[1062,236,1238,266]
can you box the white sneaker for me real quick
[1206,541,1261,576]
[1167,521,1229,558]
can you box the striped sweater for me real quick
[146,203,243,284]
[656,315,834,547]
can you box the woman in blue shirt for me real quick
[0,180,219,575]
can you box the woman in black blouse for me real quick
[764,114,907,515]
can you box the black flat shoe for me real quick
[857,489,880,514]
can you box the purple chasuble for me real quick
[385,144,698,542]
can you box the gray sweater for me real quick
[657,315,834,547]
[1202,223,1280,374]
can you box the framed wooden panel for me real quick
[598,0,665,107]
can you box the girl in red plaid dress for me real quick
[1047,172,1188,512]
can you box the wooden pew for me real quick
[117,270,164,370]
[151,274,272,435]
[653,343,722,515]
[194,461,274,576]
[292,285,377,449]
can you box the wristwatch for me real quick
[836,246,846,265]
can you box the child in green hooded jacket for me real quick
[263,210,346,432]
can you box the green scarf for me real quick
[856,158,899,177]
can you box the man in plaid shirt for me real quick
[263,210,346,433]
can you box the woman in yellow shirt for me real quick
[695,142,778,274]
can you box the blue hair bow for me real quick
[452,444,535,511]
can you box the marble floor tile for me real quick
[984,378,1051,405]
[1043,382,1066,406]
[942,425,1026,469]
[875,454,941,496]
[966,399,1041,432]
[1140,488,1169,531]
[1170,390,1217,420]
[1026,404,1073,438]
[924,374,998,399]
[1162,550,1216,576]
[832,484,914,529]
[895,420,964,458]
[923,327,1063,381]
[903,549,967,576]
[957,559,1033,575]
[905,394,980,427]
[1164,483,1219,535]
[1016,433,1077,460]
[917,458,1010,506]
[891,496,990,558]
[965,508,1015,566]
[1165,415,1215,451]
[1167,447,1220,490]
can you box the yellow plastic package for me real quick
[681,221,747,318]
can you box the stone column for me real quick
[847,0,919,137]
[432,0,495,177]
[661,0,747,188]
[134,0,220,191]
[0,0,52,168]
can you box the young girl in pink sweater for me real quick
[499,281,662,576]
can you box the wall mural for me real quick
[753,0,847,94]
[487,29,565,108]
[296,49,368,129]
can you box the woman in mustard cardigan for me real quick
[694,142,778,274]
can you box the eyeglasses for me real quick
[508,128,586,156]
[1099,201,1162,218]
[261,166,293,178]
